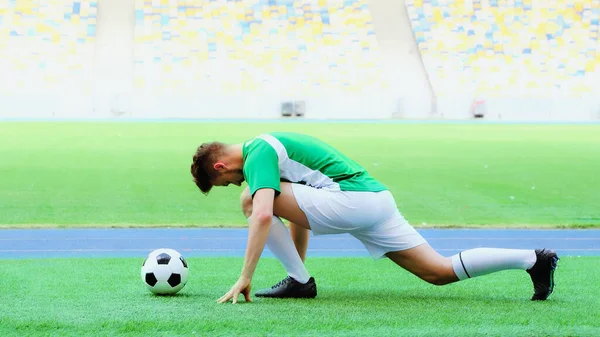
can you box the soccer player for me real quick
[190,132,559,304]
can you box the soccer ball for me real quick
[141,248,189,295]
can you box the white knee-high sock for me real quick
[451,248,537,280]
[257,216,311,283]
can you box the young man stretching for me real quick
[190,132,559,304]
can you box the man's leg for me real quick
[386,244,559,300]
[240,186,316,298]
[385,243,458,285]
[289,222,309,262]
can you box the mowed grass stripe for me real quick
[0,257,598,336]
[1,122,599,227]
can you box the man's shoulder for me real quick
[243,136,279,160]
[243,134,271,150]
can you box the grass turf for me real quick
[0,256,598,336]
[1,122,599,228]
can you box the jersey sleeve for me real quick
[243,139,281,197]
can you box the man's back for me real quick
[243,132,387,192]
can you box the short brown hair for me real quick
[190,142,226,194]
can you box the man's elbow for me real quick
[252,212,273,226]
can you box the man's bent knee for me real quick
[418,266,458,286]
[421,272,455,286]
[240,187,252,218]
[385,246,458,287]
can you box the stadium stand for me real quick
[1,0,598,119]
[0,0,97,95]
[407,0,600,97]
[405,0,600,98]
[132,0,387,96]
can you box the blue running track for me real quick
[0,228,599,259]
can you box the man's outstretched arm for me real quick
[217,188,275,304]
[240,188,275,279]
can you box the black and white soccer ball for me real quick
[141,248,189,295]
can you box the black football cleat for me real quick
[255,276,317,298]
[527,249,559,301]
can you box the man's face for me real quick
[212,169,245,187]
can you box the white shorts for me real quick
[290,184,427,259]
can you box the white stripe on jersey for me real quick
[257,134,341,190]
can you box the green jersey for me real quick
[242,132,387,196]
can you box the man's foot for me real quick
[255,276,317,298]
[527,249,559,301]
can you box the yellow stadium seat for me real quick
[312,24,323,35]
[585,61,595,72]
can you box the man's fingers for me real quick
[217,281,253,304]
[243,290,252,302]
[217,291,231,303]
[232,290,240,304]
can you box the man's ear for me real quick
[213,162,226,170]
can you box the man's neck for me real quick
[227,144,244,166]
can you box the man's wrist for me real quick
[239,273,253,281]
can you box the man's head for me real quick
[190,142,245,194]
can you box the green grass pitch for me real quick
[1,121,599,336]
[1,257,599,336]
[0,121,599,227]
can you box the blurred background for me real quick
[0,0,599,121]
